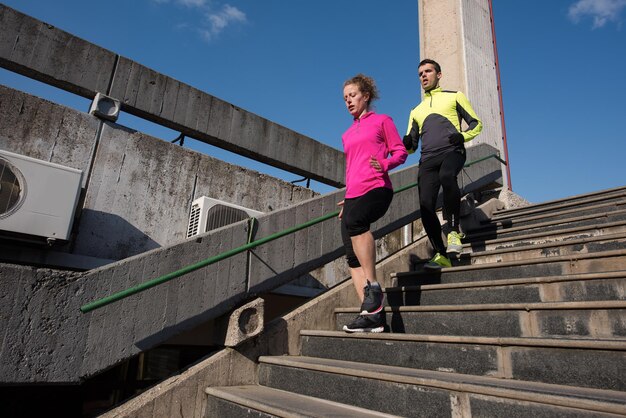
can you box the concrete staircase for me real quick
[202,186,626,417]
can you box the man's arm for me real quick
[403,118,420,154]
[455,91,482,142]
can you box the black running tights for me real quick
[418,149,466,255]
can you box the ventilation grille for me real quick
[187,204,202,237]
[186,196,263,238]
[205,204,249,232]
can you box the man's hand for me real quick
[403,134,414,151]
[404,120,419,153]
[448,132,465,146]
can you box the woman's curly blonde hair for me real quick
[343,73,379,104]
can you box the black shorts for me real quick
[341,187,393,267]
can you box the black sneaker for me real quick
[343,312,385,333]
[360,281,384,315]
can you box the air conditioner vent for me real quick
[0,156,27,219]
[186,196,263,238]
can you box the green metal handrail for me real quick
[80,153,505,313]
[464,153,507,167]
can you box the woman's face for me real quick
[343,83,370,118]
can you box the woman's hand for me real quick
[337,200,344,219]
[370,155,382,172]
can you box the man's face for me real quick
[418,63,441,92]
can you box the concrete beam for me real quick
[0,5,116,98]
[0,4,346,187]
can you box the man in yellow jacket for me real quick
[404,59,482,269]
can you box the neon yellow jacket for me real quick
[405,87,482,161]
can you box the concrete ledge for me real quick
[0,4,346,187]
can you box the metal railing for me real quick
[80,154,506,313]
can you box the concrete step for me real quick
[468,208,626,239]
[452,232,626,267]
[257,355,626,417]
[335,300,626,339]
[490,186,626,221]
[486,199,626,228]
[464,218,626,254]
[386,271,626,307]
[394,249,626,286]
[300,331,626,391]
[204,385,400,418]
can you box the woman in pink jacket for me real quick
[339,74,408,333]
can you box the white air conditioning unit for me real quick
[187,196,263,238]
[0,150,82,241]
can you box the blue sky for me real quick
[1,0,625,203]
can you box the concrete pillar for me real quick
[418,0,511,189]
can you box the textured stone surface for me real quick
[0,84,318,262]
[204,397,273,418]
[499,188,531,209]
[510,347,626,390]
[395,253,626,287]
[0,5,115,98]
[336,310,522,337]
[0,85,99,183]
[468,394,606,418]
[392,284,541,306]
[301,336,499,376]
[259,363,453,417]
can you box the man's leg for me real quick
[439,150,466,232]
[439,150,467,254]
[418,159,447,255]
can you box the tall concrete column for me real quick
[418,0,511,189]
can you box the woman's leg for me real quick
[351,230,376,287]
[341,216,367,302]
[349,266,367,302]
[342,187,392,307]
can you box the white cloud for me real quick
[178,0,209,8]
[153,0,246,42]
[568,0,626,28]
[202,4,247,41]
[152,0,209,8]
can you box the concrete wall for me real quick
[418,0,508,187]
[0,85,316,263]
[0,4,345,187]
[0,142,502,384]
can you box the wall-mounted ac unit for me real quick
[187,196,263,238]
[0,150,82,242]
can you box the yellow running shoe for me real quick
[446,231,463,254]
[424,253,452,270]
